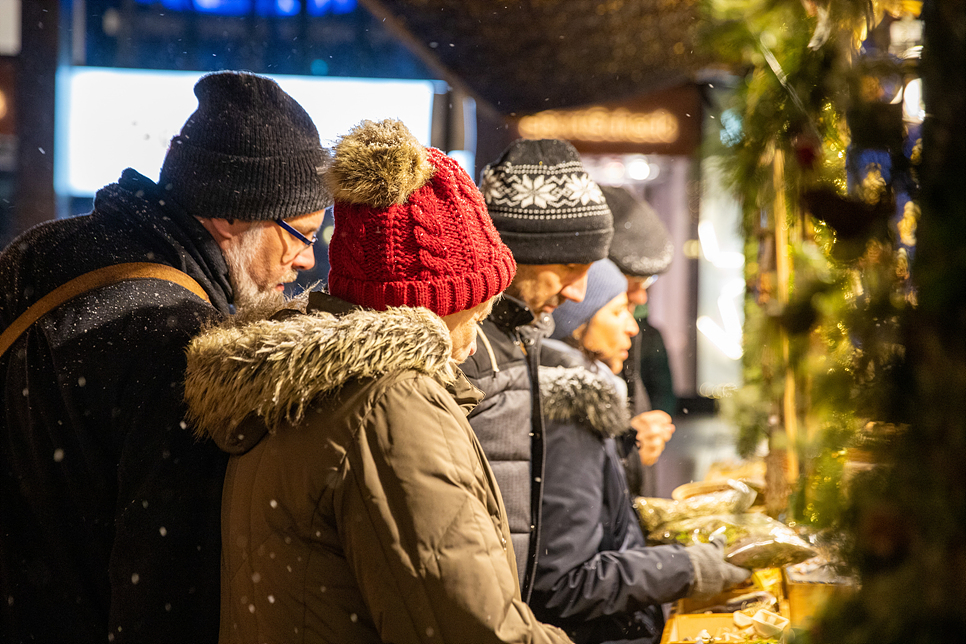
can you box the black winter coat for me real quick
[532,340,693,644]
[619,322,676,497]
[0,169,232,643]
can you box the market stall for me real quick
[635,475,855,643]
[647,1,966,641]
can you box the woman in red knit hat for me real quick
[182,119,573,644]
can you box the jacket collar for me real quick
[448,370,485,415]
[308,291,485,412]
[538,341,630,439]
[489,295,536,333]
[307,290,365,316]
[185,297,463,452]
[99,169,235,314]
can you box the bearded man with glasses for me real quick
[0,71,329,644]
[210,215,323,312]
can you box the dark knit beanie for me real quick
[159,71,331,221]
[551,259,628,341]
[326,119,516,318]
[602,185,674,277]
[479,139,614,264]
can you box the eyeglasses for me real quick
[630,274,659,290]
[274,219,318,251]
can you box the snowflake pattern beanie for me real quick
[326,119,516,317]
[160,71,331,221]
[479,138,613,264]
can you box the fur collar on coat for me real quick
[184,303,459,448]
[539,365,630,439]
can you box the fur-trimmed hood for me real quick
[184,302,458,450]
[539,365,630,439]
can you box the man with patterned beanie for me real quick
[0,71,330,643]
[459,138,614,602]
[182,119,573,643]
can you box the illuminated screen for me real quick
[133,0,357,16]
[56,67,437,197]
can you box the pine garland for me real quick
[704,0,965,639]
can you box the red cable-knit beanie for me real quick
[326,119,516,317]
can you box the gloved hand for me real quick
[684,535,752,600]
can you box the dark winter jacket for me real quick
[532,341,693,644]
[183,293,573,644]
[620,321,676,497]
[0,169,232,643]
[459,295,554,601]
[634,316,676,418]
[619,331,654,497]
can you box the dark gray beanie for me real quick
[602,185,673,277]
[479,139,613,264]
[551,259,628,341]
[159,71,332,221]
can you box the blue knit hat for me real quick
[551,258,628,340]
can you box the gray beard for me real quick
[222,225,286,315]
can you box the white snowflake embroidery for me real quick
[510,175,557,209]
[480,168,506,203]
[565,174,604,206]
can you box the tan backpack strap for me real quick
[0,262,210,358]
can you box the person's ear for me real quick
[207,218,236,242]
[199,217,251,245]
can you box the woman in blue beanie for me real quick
[532,259,750,644]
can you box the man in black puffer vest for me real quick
[459,139,614,602]
[0,71,330,643]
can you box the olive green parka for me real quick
[184,294,572,644]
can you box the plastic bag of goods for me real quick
[633,479,757,532]
[649,513,818,569]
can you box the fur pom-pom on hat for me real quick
[327,119,435,208]
[326,119,516,318]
